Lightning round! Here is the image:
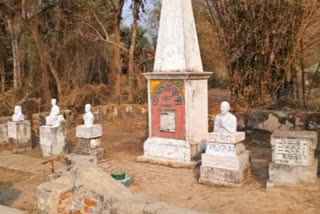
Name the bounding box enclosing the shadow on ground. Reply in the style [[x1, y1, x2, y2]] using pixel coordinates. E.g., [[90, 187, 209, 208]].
[[0, 182, 22, 206]]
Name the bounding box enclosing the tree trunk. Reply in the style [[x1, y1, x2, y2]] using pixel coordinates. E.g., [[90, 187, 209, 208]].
[[128, 1, 141, 103], [112, 0, 125, 101], [30, 20, 63, 99], [7, 18, 22, 89], [0, 60, 5, 93]]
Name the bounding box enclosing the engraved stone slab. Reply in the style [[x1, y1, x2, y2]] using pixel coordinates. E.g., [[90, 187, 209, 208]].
[[208, 132, 245, 144], [202, 153, 240, 170], [202, 151, 250, 171], [76, 125, 102, 139], [160, 112, 176, 132], [275, 139, 309, 166], [206, 143, 236, 156]]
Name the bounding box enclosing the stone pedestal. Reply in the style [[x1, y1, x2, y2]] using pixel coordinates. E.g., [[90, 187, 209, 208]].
[[267, 130, 319, 190], [7, 121, 32, 153], [76, 125, 104, 160], [199, 132, 251, 187], [40, 124, 66, 157]]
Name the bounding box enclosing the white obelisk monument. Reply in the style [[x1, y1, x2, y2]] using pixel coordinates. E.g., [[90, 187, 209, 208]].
[[138, 0, 212, 167]]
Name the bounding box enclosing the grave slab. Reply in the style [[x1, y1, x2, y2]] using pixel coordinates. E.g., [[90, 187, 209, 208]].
[[267, 130, 319, 190]]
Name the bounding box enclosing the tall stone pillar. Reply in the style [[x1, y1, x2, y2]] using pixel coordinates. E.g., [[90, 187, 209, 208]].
[[137, 0, 211, 167]]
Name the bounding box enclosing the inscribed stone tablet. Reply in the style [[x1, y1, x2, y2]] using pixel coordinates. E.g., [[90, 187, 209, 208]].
[[160, 112, 176, 132], [275, 139, 309, 166], [206, 143, 236, 156]]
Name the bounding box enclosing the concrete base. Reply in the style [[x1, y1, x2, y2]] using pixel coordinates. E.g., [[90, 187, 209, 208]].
[[7, 121, 32, 153], [77, 138, 105, 160], [137, 155, 200, 168], [76, 125, 102, 139], [142, 137, 200, 163], [40, 125, 66, 157], [267, 159, 319, 190], [199, 165, 251, 187], [199, 151, 251, 187]]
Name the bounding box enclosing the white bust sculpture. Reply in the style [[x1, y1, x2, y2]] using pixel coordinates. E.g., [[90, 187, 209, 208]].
[[12, 106, 24, 122], [83, 104, 94, 127], [45, 98, 64, 127], [214, 101, 237, 134]]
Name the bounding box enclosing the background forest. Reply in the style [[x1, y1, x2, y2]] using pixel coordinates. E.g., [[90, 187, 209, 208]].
[[0, 0, 319, 116]]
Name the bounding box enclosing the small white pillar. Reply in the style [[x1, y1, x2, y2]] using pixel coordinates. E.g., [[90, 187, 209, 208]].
[[8, 120, 32, 153], [40, 124, 66, 157]]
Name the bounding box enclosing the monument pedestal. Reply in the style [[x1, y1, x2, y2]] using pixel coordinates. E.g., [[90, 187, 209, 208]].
[[137, 73, 211, 167], [199, 132, 251, 187], [267, 130, 319, 190], [40, 124, 66, 157], [76, 125, 104, 160], [8, 121, 32, 153]]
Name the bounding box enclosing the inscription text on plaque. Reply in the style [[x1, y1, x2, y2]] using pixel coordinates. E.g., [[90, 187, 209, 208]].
[[275, 139, 309, 166]]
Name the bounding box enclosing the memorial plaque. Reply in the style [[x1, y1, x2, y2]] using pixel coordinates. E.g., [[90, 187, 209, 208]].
[[275, 138, 309, 166], [151, 80, 185, 139], [206, 143, 236, 156], [208, 132, 245, 144], [160, 112, 176, 132]]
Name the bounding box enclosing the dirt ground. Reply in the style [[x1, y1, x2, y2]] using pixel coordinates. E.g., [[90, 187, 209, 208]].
[[0, 89, 320, 214]]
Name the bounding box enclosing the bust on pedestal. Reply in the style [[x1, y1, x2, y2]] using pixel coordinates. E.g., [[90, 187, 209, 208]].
[[45, 99, 65, 127], [40, 99, 66, 157], [8, 106, 32, 152], [76, 104, 104, 161], [199, 102, 251, 187]]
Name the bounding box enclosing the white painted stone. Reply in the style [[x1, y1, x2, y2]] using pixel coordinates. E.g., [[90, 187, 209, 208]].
[[206, 142, 246, 156], [206, 143, 236, 156], [40, 125, 66, 157], [208, 132, 245, 144], [90, 138, 101, 149], [8, 121, 17, 139], [12, 106, 24, 122], [201, 151, 250, 171], [144, 137, 191, 162], [139, 0, 211, 166], [76, 125, 102, 139], [153, 0, 203, 72], [185, 80, 209, 145], [268, 130, 319, 189]]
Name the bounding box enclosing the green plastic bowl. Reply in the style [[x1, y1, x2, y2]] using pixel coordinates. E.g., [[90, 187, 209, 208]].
[[111, 172, 126, 180]]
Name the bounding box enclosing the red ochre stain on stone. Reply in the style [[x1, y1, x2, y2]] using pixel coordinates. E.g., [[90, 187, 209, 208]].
[[84, 198, 97, 207]]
